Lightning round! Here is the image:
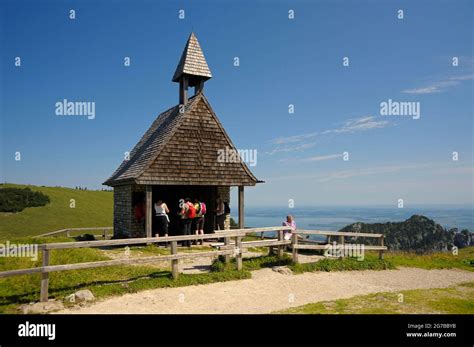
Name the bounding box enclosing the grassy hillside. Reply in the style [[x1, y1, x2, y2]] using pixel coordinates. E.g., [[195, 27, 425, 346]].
[[0, 184, 112, 239]]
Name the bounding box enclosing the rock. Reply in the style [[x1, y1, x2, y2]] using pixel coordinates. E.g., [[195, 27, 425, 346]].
[[272, 266, 293, 275], [19, 300, 64, 314], [74, 289, 95, 302]]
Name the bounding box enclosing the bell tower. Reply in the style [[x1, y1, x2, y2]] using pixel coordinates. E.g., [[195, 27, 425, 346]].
[[172, 32, 212, 105]]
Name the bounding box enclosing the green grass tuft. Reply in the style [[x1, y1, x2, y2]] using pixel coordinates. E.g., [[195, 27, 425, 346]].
[[290, 256, 394, 273], [377, 247, 474, 272], [277, 282, 474, 314]]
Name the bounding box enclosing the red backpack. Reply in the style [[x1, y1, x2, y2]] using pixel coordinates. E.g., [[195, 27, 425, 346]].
[[186, 202, 196, 218]]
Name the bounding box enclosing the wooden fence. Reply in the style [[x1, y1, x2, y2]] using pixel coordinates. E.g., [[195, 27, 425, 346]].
[[0, 226, 386, 302], [38, 227, 113, 239]]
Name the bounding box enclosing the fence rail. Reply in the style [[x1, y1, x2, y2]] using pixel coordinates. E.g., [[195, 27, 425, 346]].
[[38, 227, 113, 239], [0, 226, 386, 302]]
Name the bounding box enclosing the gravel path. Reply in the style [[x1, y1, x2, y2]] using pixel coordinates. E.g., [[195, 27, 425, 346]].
[[56, 267, 474, 314]]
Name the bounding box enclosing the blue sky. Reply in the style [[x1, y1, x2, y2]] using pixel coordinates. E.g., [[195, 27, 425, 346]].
[[0, 0, 473, 208]]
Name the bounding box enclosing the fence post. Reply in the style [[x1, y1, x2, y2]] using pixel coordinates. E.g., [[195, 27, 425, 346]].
[[379, 235, 384, 260], [235, 236, 243, 271], [40, 249, 50, 302], [103, 229, 108, 239], [339, 235, 345, 259], [292, 233, 299, 264], [171, 241, 179, 279], [224, 237, 230, 264], [277, 229, 284, 258], [66, 229, 70, 238]]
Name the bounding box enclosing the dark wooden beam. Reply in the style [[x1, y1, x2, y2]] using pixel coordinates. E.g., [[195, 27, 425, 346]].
[[195, 80, 204, 95], [146, 185, 152, 238], [238, 186, 244, 228], [179, 76, 188, 105]]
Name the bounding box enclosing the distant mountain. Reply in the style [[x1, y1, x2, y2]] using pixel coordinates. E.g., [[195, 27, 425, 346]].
[[339, 215, 473, 252]]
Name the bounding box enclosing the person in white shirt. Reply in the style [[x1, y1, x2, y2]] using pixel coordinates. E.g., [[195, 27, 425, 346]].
[[154, 199, 169, 237]]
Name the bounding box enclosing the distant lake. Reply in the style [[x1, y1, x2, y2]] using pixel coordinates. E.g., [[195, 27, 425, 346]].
[[232, 206, 474, 232]]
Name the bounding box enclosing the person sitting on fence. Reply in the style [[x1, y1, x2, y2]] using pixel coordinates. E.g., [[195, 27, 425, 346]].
[[193, 198, 206, 245], [282, 215, 296, 240], [179, 197, 195, 247], [154, 199, 169, 238]]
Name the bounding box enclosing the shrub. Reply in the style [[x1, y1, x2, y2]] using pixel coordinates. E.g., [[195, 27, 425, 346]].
[[75, 234, 96, 241], [0, 187, 50, 212], [290, 257, 394, 273]]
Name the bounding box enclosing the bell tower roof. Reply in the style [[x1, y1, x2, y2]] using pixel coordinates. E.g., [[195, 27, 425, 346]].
[[172, 32, 212, 87]]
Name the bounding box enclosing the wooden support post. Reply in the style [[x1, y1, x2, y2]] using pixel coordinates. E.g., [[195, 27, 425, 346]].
[[103, 229, 108, 239], [235, 236, 243, 271], [171, 241, 179, 279], [238, 186, 244, 229], [40, 249, 50, 302], [339, 235, 345, 259], [277, 230, 284, 258], [224, 237, 230, 264], [379, 235, 384, 260], [66, 229, 70, 238], [146, 185, 152, 239], [292, 233, 299, 264], [179, 77, 188, 105]]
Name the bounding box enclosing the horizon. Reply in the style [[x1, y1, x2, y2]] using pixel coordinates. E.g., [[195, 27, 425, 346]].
[[1, 0, 473, 207], [3, 179, 474, 210]]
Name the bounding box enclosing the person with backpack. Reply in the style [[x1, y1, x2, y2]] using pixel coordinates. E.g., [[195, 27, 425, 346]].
[[215, 196, 225, 231], [178, 197, 195, 247], [193, 198, 206, 245]]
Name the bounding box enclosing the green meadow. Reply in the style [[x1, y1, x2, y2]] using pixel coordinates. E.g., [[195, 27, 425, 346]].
[[0, 184, 112, 239]]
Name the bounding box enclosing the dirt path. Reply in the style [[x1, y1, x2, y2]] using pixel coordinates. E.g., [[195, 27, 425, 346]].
[[56, 267, 474, 314]]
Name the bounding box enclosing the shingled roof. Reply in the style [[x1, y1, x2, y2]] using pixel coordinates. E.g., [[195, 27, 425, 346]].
[[103, 93, 260, 187], [172, 32, 212, 86]]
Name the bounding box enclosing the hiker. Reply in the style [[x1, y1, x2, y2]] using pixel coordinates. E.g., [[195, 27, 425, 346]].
[[282, 215, 296, 240], [193, 198, 206, 245], [154, 199, 169, 237], [179, 197, 195, 247], [215, 196, 225, 231]]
